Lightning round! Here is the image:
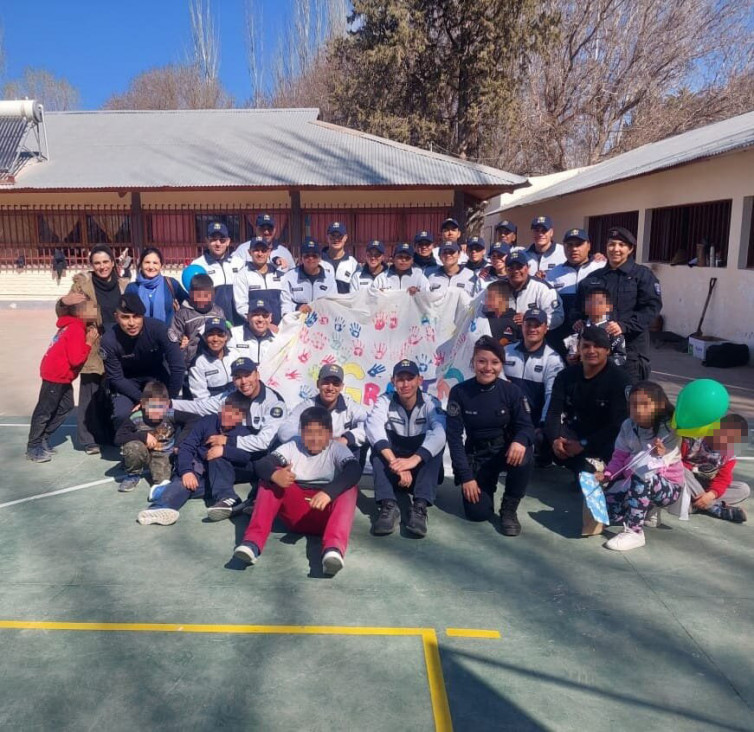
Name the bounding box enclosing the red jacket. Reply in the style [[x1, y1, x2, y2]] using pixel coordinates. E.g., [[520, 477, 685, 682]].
[[39, 316, 92, 384], [681, 438, 735, 498]]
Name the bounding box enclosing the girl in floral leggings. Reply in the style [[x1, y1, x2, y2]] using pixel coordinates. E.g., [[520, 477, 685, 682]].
[[597, 382, 684, 552]]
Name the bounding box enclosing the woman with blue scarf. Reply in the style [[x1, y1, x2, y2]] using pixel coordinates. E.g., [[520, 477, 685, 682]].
[[126, 247, 183, 326]]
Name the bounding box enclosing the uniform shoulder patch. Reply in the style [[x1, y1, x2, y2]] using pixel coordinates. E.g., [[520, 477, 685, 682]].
[[270, 406, 284, 418], [624, 385, 632, 401], [447, 401, 461, 417], [522, 397, 531, 413]]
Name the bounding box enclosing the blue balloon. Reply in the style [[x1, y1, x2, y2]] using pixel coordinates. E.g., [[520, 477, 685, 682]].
[[181, 264, 207, 292]]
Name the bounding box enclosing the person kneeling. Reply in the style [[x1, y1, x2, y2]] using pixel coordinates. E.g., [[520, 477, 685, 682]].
[[136, 391, 252, 526], [365, 360, 446, 538], [234, 407, 363, 576]]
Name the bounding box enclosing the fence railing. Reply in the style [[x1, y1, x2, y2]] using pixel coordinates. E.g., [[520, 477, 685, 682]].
[[0, 203, 453, 270]]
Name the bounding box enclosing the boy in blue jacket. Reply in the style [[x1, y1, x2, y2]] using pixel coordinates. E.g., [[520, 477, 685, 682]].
[[136, 391, 252, 526]]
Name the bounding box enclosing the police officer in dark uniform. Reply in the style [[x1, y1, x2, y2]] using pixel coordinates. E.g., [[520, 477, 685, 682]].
[[544, 326, 630, 478], [573, 226, 661, 383], [100, 293, 185, 428], [446, 335, 535, 536]]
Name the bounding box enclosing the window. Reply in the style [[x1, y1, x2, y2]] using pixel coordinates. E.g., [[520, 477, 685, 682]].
[[87, 213, 131, 244], [587, 211, 639, 254], [648, 200, 732, 264]]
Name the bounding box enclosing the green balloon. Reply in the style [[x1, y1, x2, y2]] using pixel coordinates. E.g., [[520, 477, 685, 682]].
[[674, 379, 729, 429]]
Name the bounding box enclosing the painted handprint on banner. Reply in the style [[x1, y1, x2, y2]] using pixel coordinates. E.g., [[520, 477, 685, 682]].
[[424, 325, 436, 342], [299, 383, 317, 400], [320, 354, 337, 365], [285, 369, 299, 380], [352, 339, 364, 357], [349, 322, 361, 338], [417, 353, 431, 373], [407, 326, 422, 346], [334, 316, 346, 332], [388, 311, 398, 329], [310, 332, 327, 350], [297, 350, 310, 364], [319, 315, 329, 325], [373, 342, 387, 360], [367, 363, 386, 378], [305, 311, 318, 328], [434, 351, 445, 367], [374, 312, 386, 330], [299, 328, 310, 344]]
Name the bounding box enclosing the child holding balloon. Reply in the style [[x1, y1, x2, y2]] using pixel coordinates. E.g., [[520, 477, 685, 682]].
[[595, 382, 684, 551]]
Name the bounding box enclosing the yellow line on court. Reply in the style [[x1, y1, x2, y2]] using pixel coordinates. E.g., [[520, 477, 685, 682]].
[[421, 630, 453, 732], [0, 620, 459, 731], [446, 628, 501, 639]]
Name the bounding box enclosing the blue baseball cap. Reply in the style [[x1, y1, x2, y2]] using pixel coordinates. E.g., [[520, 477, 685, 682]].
[[249, 299, 271, 313], [495, 220, 517, 234], [366, 240, 385, 254], [467, 236, 486, 250], [318, 364, 344, 382], [440, 218, 461, 231], [563, 228, 589, 243], [505, 250, 530, 268], [207, 222, 229, 238], [523, 308, 547, 325], [489, 242, 511, 256], [531, 215, 552, 230], [327, 221, 347, 236], [393, 242, 414, 257], [439, 241, 460, 253], [301, 239, 321, 256], [250, 236, 270, 250], [231, 357, 258, 375], [392, 359, 420, 377], [204, 316, 229, 335], [256, 213, 275, 228], [414, 230, 434, 244]]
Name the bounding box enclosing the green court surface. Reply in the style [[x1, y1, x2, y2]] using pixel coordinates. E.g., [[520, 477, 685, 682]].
[[1, 420, 753, 731]]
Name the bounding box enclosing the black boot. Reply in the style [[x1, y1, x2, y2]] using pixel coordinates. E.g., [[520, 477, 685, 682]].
[[500, 496, 522, 536]]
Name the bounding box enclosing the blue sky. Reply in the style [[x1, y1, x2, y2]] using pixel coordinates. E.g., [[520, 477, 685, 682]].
[[1, 0, 298, 108]]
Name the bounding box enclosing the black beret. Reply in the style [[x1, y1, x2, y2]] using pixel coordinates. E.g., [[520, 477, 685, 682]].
[[606, 226, 636, 248]]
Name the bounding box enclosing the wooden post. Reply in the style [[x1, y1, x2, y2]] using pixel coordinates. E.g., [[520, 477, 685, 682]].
[[453, 190, 466, 230], [131, 191, 145, 256], [290, 190, 302, 257]]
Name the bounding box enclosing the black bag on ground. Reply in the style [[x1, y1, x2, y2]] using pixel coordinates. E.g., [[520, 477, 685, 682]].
[[703, 343, 750, 368]]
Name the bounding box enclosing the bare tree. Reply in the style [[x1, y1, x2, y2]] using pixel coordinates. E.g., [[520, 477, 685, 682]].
[[3, 67, 80, 110], [500, 0, 754, 173], [244, 0, 265, 106], [0, 23, 5, 80], [189, 0, 219, 82], [103, 64, 232, 110]]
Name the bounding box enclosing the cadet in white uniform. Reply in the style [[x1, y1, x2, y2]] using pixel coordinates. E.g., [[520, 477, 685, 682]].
[[321, 221, 359, 294], [505, 250, 564, 330], [524, 215, 567, 278], [229, 299, 276, 364], [280, 240, 338, 315], [426, 242, 477, 295], [372, 243, 429, 293], [351, 240, 387, 291], [232, 236, 284, 324]]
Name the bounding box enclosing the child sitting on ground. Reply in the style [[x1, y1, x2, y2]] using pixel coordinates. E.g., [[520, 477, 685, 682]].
[[168, 273, 225, 368], [566, 287, 626, 367], [26, 297, 99, 462], [114, 380, 176, 493], [596, 381, 684, 551], [188, 317, 238, 399], [136, 390, 252, 526], [682, 413, 750, 523], [233, 406, 363, 576]]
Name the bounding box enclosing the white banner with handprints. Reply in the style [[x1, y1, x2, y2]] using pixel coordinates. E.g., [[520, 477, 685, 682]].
[[258, 288, 490, 409]]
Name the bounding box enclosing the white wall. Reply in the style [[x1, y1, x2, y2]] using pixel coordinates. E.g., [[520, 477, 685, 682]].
[[485, 149, 754, 349]]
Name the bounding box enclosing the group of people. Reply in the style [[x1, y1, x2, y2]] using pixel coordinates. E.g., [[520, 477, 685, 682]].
[[25, 213, 750, 575]]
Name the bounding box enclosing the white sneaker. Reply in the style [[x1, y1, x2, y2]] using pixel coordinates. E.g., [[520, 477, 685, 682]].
[[644, 508, 662, 529], [605, 527, 646, 552], [233, 543, 259, 565], [322, 549, 345, 576], [137, 508, 179, 526]]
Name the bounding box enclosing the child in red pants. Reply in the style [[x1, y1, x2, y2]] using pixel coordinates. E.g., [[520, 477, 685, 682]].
[[233, 405, 363, 576]]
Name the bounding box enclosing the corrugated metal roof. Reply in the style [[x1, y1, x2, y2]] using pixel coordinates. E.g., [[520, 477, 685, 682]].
[[3, 108, 527, 191], [487, 110, 754, 214]]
